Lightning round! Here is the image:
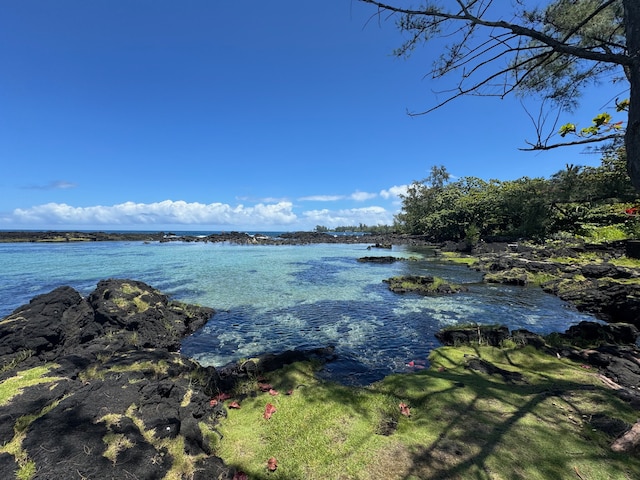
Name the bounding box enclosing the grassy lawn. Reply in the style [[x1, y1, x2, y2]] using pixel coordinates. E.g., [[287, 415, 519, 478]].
[[215, 346, 639, 479]]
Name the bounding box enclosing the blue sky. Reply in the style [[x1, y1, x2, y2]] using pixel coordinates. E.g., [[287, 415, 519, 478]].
[[0, 1, 629, 231]]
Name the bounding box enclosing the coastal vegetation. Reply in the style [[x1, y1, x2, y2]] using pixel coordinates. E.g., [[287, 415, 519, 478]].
[[393, 146, 639, 243]]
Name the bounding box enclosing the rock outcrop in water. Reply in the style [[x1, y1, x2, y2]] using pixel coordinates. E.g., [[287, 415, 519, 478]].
[[383, 275, 468, 295]]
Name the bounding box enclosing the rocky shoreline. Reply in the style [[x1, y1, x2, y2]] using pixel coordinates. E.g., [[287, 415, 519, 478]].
[[0, 230, 430, 246], [0, 279, 338, 479], [442, 238, 640, 327], [2, 279, 640, 479], [3, 232, 640, 477]]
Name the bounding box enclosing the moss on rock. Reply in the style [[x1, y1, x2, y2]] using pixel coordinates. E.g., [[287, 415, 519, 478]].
[[383, 275, 467, 295]]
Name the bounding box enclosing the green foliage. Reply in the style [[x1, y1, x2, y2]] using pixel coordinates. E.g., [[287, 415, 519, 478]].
[[560, 111, 625, 139], [559, 123, 576, 137], [514, 0, 625, 108], [395, 147, 638, 242]]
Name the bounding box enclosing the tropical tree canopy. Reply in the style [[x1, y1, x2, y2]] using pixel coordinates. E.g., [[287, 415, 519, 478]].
[[394, 147, 638, 241]]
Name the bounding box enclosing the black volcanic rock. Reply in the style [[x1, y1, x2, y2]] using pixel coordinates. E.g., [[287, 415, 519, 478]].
[[0, 279, 341, 480], [0, 280, 235, 480]]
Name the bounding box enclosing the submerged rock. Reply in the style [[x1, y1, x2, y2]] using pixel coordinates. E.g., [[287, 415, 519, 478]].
[[464, 240, 640, 326], [357, 256, 403, 264]]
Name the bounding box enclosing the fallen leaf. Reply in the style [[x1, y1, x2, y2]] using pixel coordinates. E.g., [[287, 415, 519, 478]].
[[399, 402, 411, 417], [407, 360, 415, 367], [264, 403, 277, 420], [268, 388, 279, 396], [267, 457, 278, 471], [209, 399, 218, 407], [580, 364, 592, 369], [216, 392, 233, 401], [228, 401, 241, 409], [258, 382, 273, 392], [233, 472, 248, 480]]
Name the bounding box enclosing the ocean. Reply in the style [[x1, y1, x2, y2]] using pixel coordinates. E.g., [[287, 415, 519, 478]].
[[0, 238, 598, 384]]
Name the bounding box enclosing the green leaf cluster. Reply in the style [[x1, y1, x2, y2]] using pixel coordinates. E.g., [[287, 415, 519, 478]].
[[560, 110, 625, 139]]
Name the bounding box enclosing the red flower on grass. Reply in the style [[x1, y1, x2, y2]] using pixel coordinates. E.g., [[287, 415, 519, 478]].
[[263, 403, 277, 419]]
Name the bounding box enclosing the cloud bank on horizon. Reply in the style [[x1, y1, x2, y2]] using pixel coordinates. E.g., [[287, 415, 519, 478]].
[[1, 184, 408, 231]]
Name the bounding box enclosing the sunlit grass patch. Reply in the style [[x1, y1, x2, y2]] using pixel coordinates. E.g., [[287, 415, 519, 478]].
[[215, 348, 640, 480], [579, 225, 629, 243], [438, 251, 478, 266], [0, 365, 62, 406], [611, 256, 640, 268]]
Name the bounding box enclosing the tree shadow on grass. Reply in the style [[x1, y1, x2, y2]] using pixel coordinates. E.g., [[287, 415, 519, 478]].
[[212, 342, 640, 479], [368, 346, 640, 480]]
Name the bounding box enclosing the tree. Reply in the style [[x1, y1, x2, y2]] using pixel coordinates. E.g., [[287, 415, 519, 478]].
[[358, 1, 640, 188]]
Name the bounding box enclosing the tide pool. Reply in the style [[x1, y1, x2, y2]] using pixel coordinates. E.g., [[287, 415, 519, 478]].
[[0, 240, 597, 384]]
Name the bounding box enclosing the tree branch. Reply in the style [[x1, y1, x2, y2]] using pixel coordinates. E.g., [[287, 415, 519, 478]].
[[520, 133, 624, 151], [358, 0, 631, 66]]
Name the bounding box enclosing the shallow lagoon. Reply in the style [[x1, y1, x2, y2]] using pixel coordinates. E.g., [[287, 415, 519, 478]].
[[0, 240, 597, 384]]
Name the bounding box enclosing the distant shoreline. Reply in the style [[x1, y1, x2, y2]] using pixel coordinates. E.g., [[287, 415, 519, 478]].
[[0, 230, 167, 243], [0, 230, 433, 246]]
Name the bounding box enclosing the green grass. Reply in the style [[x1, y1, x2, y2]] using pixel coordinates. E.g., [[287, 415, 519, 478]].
[[437, 251, 479, 266], [0, 365, 62, 406], [0, 395, 67, 480], [579, 225, 629, 243], [79, 359, 170, 382], [611, 256, 640, 268], [215, 348, 640, 480], [548, 252, 602, 264]]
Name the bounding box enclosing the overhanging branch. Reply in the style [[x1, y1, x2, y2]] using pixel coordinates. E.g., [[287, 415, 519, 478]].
[[520, 133, 624, 151]]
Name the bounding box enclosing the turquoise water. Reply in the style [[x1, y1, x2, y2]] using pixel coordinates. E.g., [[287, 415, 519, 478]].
[[0, 240, 597, 384]]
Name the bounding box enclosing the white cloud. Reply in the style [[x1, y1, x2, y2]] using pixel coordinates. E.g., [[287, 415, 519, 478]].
[[23, 180, 77, 190], [380, 185, 408, 200], [349, 191, 377, 201], [1, 187, 405, 230], [6, 200, 298, 227], [299, 190, 377, 202], [298, 195, 344, 202], [302, 206, 393, 227]]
